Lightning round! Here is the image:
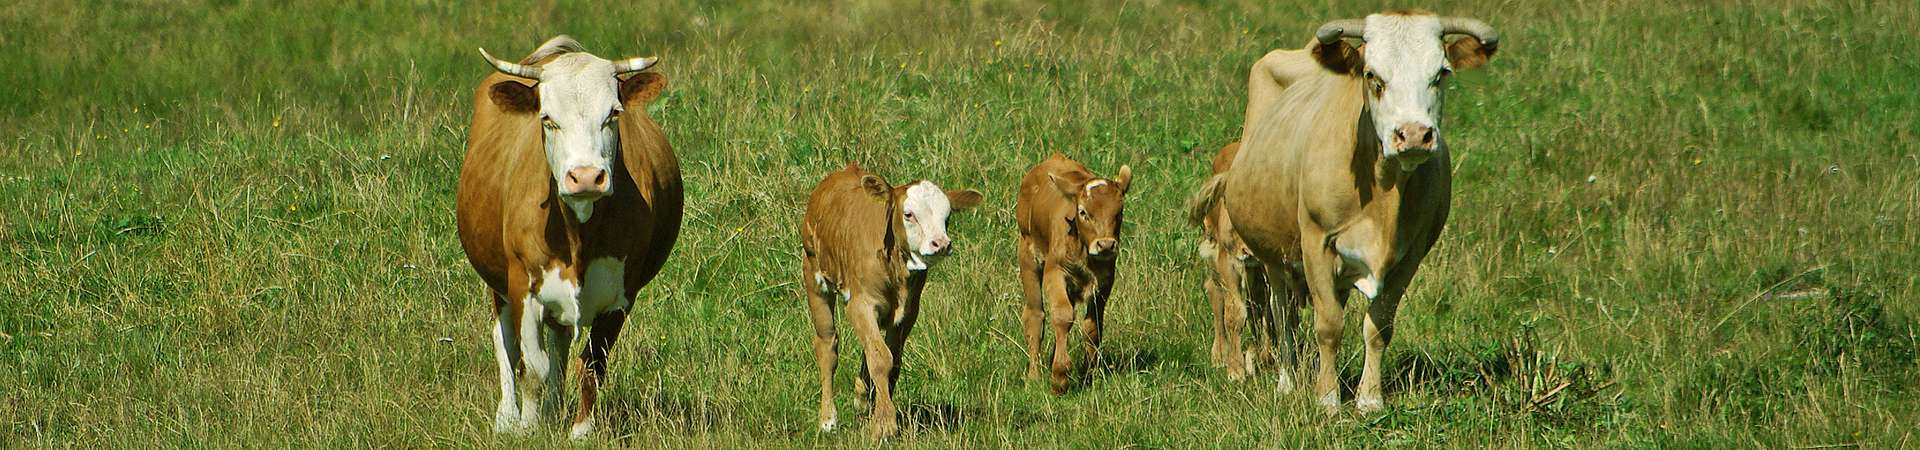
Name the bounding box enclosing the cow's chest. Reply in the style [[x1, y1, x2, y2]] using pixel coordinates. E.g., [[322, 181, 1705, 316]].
[[533, 257, 632, 325]]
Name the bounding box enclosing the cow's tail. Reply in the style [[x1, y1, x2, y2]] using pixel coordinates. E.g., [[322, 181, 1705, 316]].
[[1186, 173, 1229, 228]]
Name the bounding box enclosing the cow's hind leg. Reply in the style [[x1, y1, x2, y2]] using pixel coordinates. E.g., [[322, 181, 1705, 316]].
[[571, 310, 625, 439], [1017, 240, 1046, 380], [803, 262, 842, 432], [491, 294, 525, 434], [1266, 264, 1305, 393], [847, 296, 898, 438], [543, 319, 575, 425]]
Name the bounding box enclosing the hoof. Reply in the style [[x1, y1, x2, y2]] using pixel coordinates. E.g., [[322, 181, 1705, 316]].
[[568, 419, 595, 440], [1355, 396, 1384, 413], [1318, 391, 1342, 416], [1275, 372, 1295, 394], [818, 416, 838, 433]]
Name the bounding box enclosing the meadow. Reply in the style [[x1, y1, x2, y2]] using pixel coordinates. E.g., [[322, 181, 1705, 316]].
[[3, 0, 1917, 447]]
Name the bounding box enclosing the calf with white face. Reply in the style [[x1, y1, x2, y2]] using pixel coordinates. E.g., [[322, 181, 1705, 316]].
[[799, 165, 983, 438]]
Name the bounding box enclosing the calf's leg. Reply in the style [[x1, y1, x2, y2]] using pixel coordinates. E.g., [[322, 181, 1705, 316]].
[[847, 298, 898, 438], [1017, 241, 1046, 380], [802, 263, 841, 432]]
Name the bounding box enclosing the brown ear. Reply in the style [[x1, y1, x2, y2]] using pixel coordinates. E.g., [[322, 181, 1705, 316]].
[[1312, 40, 1364, 76], [860, 174, 890, 197], [489, 80, 538, 114], [1112, 165, 1133, 195], [946, 189, 984, 210], [620, 72, 668, 105], [1446, 37, 1495, 70], [1047, 173, 1085, 198]]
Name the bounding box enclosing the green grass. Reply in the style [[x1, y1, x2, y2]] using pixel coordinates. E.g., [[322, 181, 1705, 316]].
[[4, 0, 1918, 447]]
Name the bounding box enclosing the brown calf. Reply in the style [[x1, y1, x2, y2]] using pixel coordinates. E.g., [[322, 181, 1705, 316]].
[[800, 164, 982, 438], [1015, 154, 1132, 394], [1187, 142, 1296, 382]]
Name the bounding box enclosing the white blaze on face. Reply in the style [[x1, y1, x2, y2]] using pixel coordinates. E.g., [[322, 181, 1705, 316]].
[[1361, 14, 1450, 163], [901, 181, 957, 271], [535, 54, 624, 212]]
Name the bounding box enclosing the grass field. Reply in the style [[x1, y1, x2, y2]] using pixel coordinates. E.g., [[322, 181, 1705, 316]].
[[4, 0, 1918, 447]]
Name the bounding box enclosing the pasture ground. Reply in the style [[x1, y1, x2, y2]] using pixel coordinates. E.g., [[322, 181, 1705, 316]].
[[3, 0, 1917, 447]]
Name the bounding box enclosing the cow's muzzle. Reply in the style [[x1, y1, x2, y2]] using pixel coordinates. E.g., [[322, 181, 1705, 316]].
[[561, 167, 610, 199]]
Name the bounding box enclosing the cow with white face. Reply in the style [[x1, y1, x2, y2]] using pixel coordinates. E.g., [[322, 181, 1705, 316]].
[[800, 164, 983, 438], [456, 35, 682, 439], [1210, 11, 1498, 414], [1314, 14, 1498, 170]]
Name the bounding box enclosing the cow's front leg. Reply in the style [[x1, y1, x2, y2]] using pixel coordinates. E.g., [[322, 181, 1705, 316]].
[[1043, 269, 1077, 395], [572, 310, 625, 440], [1300, 239, 1347, 415], [513, 300, 554, 430]]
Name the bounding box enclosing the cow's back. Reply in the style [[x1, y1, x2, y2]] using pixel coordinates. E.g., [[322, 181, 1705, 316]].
[[802, 167, 893, 290], [457, 72, 544, 295], [1015, 155, 1090, 249], [1226, 70, 1365, 266]]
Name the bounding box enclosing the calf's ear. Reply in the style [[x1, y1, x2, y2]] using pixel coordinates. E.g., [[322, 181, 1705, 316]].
[[1047, 173, 1084, 198], [860, 175, 890, 197], [1446, 37, 1496, 70], [620, 72, 669, 105], [946, 189, 984, 210], [490, 80, 539, 114], [1312, 39, 1365, 76], [1112, 165, 1133, 195]]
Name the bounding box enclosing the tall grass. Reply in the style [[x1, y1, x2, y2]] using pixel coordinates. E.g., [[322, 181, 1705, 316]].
[[2, 0, 1916, 447]]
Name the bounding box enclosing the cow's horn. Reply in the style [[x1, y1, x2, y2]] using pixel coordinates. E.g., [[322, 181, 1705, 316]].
[[611, 56, 658, 74], [1314, 19, 1367, 44], [479, 48, 543, 79], [1438, 17, 1499, 51]]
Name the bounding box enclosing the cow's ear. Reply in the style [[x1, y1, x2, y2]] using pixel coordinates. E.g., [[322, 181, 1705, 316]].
[[1112, 165, 1133, 195], [1312, 39, 1364, 76], [860, 174, 890, 197], [946, 189, 984, 211], [1446, 36, 1495, 71], [620, 72, 668, 105], [490, 80, 539, 114], [1047, 173, 1083, 198]]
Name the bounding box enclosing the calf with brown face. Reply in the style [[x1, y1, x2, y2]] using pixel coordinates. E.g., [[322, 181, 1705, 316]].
[[1014, 154, 1133, 394]]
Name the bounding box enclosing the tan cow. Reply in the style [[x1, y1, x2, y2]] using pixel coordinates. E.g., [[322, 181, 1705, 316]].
[[1187, 142, 1293, 382], [1209, 11, 1498, 414], [800, 164, 983, 438], [1015, 154, 1132, 395], [456, 36, 680, 438]]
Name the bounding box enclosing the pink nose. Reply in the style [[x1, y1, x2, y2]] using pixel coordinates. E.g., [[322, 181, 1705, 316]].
[[1392, 123, 1435, 151], [1091, 238, 1118, 254], [564, 167, 608, 195], [928, 237, 950, 254]]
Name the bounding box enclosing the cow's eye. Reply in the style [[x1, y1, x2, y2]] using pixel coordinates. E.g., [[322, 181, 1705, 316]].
[[904, 211, 916, 222], [541, 117, 559, 130], [1433, 68, 1452, 87], [1078, 208, 1090, 218], [604, 110, 621, 126]]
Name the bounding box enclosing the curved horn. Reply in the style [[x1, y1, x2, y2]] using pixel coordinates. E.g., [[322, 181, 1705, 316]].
[[1314, 19, 1367, 44], [1437, 17, 1499, 51], [478, 48, 542, 79], [611, 56, 659, 74]]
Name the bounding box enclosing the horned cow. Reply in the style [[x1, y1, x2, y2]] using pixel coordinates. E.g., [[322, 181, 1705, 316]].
[[1212, 11, 1499, 414], [455, 35, 681, 439]]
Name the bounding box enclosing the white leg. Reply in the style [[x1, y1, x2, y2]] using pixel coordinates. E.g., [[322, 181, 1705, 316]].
[[492, 318, 523, 434], [516, 300, 550, 430]]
